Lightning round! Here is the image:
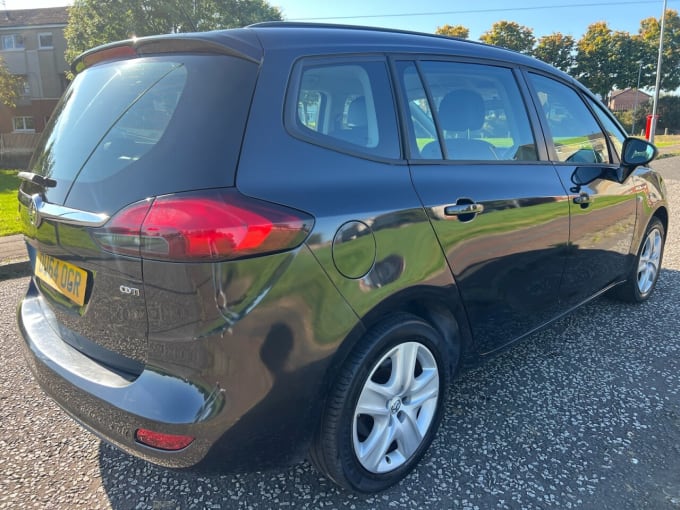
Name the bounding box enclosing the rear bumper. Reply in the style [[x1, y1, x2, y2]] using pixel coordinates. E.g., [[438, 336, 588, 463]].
[[17, 245, 362, 471], [18, 281, 215, 467]]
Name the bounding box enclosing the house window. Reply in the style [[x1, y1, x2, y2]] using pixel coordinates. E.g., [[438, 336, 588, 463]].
[[12, 116, 35, 132], [2, 34, 25, 50], [20, 77, 30, 96], [38, 32, 53, 49]]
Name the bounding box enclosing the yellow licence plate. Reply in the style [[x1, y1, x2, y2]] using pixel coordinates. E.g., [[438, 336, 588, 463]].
[[35, 252, 88, 306]]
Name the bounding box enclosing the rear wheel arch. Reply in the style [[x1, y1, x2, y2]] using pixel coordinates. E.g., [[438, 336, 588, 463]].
[[321, 287, 471, 397]]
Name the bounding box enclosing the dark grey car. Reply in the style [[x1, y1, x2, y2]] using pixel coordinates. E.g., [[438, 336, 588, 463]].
[[17, 23, 667, 493]]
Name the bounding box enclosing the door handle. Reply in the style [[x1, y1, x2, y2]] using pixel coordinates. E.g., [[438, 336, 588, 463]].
[[444, 203, 485, 216]]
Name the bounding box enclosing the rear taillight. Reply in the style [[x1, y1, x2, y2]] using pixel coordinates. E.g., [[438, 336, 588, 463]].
[[93, 189, 314, 262]]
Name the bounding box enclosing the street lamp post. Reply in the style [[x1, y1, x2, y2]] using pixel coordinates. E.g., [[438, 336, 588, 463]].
[[632, 61, 643, 136], [650, 0, 668, 144]]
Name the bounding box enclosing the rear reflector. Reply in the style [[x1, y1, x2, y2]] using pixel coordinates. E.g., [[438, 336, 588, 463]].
[[93, 189, 314, 262], [135, 428, 194, 451]]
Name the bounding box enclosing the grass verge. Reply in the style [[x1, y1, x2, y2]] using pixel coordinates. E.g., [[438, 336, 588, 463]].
[[0, 170, 22, 236]]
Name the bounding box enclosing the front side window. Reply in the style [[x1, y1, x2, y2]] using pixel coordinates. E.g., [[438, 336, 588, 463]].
[[586, 96, 626, 159], [12, 116, 34, 132], [290, 59, 400, 159], [402, 61, 538, 161], [529, 74, 611, 164], [2, 34, 24, 50]]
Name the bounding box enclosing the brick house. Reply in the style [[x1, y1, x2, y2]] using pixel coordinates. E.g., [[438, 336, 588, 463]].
[[0, 7, 69, 163], [608, 88, 652, 112]]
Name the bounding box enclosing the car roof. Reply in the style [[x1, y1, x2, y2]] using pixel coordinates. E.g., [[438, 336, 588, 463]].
[[247, 22, 566, 75], [75, 22, 581, 90]]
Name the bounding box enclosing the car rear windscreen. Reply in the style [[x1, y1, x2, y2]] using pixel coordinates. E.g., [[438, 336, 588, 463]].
[[27, 54, 259, 214]]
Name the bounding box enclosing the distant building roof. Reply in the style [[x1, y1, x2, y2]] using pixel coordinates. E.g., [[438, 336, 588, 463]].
[[610, 87, 652, 99], [0, 7, 69, 29]]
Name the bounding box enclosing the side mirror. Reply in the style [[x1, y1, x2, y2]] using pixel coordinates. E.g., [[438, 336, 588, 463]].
[[621, 138, 657, 169]]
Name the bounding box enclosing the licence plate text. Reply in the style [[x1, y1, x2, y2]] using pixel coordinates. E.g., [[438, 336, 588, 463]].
[[35, 253, 87, 306]]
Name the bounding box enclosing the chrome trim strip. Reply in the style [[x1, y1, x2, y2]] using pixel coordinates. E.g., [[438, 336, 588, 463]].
[[19, 191, 109, 228]]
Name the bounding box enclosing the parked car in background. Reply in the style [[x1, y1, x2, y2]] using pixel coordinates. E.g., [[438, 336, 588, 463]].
[[17, 23, 667, 493]]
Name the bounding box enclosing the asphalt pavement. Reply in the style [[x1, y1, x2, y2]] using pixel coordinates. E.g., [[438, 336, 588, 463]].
[[0, 167, 679, 509]]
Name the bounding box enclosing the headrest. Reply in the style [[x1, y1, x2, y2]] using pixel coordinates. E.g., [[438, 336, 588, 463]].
[[347, 96, 367, 127], [438, 90, 486, 132]]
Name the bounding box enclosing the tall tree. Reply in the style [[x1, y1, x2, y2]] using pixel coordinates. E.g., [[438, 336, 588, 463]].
[[533, 33, 575, 72], [637, 9, 680, 91], [574, 21, 617, 98], [65, 0, 282, 67], [479, 21, 535, 54], [435, 24, 469, 39], [0, 58, 21, 107], [610, 30, 646, 91]]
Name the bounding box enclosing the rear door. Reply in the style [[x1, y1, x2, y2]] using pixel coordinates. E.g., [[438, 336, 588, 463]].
[[525, 73, 638, 307], [19, 48, 259, 371], [397, 59, 570, 354]]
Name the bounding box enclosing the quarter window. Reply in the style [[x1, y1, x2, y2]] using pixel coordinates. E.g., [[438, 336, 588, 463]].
[[400, 61, 538, 161], [290, 59, 400, 159], [529, 74, 611, 164]]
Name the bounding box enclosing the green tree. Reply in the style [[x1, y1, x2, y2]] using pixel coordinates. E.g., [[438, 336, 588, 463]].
[[637, 9, 680, 91], [479, 21, 535, 54], [435, 24, 469, 39], [574, 21, 618, 98], [65, 0, 282, 67], [0, 58, 21, 107], [533, 33, 575, 72]]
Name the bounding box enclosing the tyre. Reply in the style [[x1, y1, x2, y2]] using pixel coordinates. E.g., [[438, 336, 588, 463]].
[[612, 216, 665, 303], [310, 313, 457, 493]]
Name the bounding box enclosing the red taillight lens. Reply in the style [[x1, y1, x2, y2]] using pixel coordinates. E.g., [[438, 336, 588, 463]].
[[135, 428, 194, 451], [93, 189, 314, 262]]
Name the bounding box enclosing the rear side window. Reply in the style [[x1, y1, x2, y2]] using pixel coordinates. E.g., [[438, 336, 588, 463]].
[[529, 73, 612, 164], [288, 59, 400, 159], [28, 54, 258, 213], [400, 61, 538, 161]]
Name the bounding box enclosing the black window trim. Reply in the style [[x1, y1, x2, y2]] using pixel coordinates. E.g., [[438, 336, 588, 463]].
[[284, 54, 405, 165]]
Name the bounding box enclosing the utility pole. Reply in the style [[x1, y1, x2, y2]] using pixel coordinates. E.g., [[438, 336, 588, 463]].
[[650, 0, 667, 144]]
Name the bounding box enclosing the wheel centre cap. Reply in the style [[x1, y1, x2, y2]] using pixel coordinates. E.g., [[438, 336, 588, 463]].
[[388, 397, 402, 415]]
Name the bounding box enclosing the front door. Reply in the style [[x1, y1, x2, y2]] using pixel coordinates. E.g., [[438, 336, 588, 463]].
[[526, 73, 638, 307]]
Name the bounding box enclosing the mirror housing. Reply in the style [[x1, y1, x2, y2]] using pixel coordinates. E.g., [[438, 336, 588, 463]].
[[621, 137, 657, 169]]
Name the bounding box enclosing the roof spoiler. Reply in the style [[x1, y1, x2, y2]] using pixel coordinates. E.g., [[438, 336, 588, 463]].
[[72, 30, 263, 74]]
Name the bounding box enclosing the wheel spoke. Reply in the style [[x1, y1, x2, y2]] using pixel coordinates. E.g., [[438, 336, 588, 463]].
[[358, 417, 396, 472], [405, 368, 439, 407], [397, 410, 424, 456], [390, 343, 419, 394], [356, 381, 391, 417]]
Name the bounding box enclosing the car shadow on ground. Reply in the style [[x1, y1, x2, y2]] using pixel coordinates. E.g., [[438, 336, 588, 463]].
[[98, 268, 680, 510]]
